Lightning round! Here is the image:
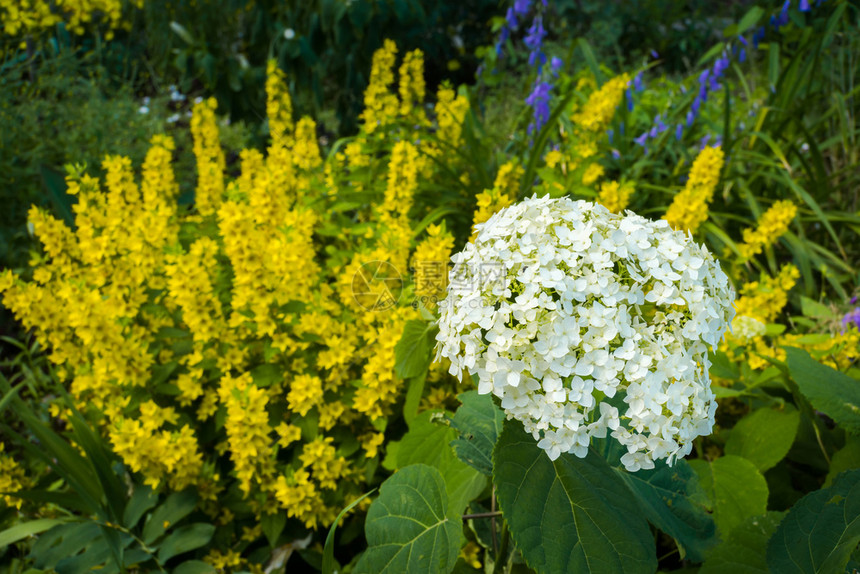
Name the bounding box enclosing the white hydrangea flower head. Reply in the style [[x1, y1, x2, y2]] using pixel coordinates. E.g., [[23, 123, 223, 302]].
[[436, 195, 735, 471]]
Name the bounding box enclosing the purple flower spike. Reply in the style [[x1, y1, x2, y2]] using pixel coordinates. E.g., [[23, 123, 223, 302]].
[[800, 0, 810, 10], [676, 124, 683, 140], [550, 56, 563, 76], [691, 97, 702, 114], [634, 132, 649, 147], [506, 7, 519, 29], [612, 149, 621, 159], [524, 16, 546, 52], [607, 129, 614, 143], [686, 111, 695, 127], [739, 48, 746, 62], [650, 49, 659, 59], [525, 79, 552, 133], [739, 35, 748, 45], [626, 89, 634, 112], [634, 72, 644, 92], [514, 0, 532, 15]]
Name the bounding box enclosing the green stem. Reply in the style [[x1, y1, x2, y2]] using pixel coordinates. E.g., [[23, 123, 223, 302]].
[[493, 521, 510, 574]]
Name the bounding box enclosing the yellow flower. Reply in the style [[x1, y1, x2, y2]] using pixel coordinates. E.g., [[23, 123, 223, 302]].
[[266, 59, 294, 148], [361, 39, 399, 134], [597, 180, 635, 213], [190, 97, 226, 216], [434, 83, 469, 150], [286, 373, 324, 416], [664, 146, 724, 234], [412, 223, 455, 302], [471, 162, 522, 239], [738, 200, 797, 259], [399, 49, 426, 121]]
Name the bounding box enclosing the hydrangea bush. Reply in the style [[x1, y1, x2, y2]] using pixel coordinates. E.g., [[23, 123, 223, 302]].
[[437, 196, 735, 470]]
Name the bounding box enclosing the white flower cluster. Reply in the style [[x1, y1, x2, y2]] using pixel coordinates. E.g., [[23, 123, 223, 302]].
[[436, 195, 735, 471]]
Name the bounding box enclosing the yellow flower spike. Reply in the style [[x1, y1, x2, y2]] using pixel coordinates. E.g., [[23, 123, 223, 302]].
[[165, 237, 225, 344], [286, 373, 324, 416], [0, 444, 27, 509], [218, 373, 276, 496], [471, 161, 523, 239], [412, 223, 455, 304], [572, 73, 630, 133], [664, 145, 725, 234], [266, 59, 294, 148], [737, 200, 797, 259], [398, 49, 426, 121], [190, 97, 226, 216], [361, 39, 399, 134], [434, 83, 470, 151], [581, 162, 605, 186], [597, 180, 635, 213]]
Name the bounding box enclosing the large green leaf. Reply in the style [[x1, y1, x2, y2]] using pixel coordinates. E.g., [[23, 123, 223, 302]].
[[598, 440, 716, 563], [493, 420, 656, 574], [449, 391, 505, 476], [825, 435, 860, 487], [395, 411, 487, 515], [394, 319, 438, 379], [785, 347, 860, 435], [725, 406, 800, 472], [767, 469, 860, 573], [142, 490, 198, 545], [0, 518, 74, 547], [157, 523, 216, 563], [354, 464, 463, 574], [699, 512, 785, 574], [123, 485, 158, 528], [688, 456, 768, 538]]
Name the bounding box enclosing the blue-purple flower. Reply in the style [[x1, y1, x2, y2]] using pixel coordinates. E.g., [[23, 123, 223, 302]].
[[526, 80, 552, 134]]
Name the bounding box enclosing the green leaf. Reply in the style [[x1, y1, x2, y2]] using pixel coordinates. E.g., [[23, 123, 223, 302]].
[[322, 491, 375, 574], [688, 456, 768, 538], [396, 411, 487, 515], [598, 439, 716, 563], [0, 518, 73, 547], [394, 320, 438, 379], [725, 406, 800, 472], [493, 420, 656, 574], [699, 512, 785, 574], [785, 347, 860, 435], [767, 469, 860, 574], [449, 391, 505, 476], [123, 485, 158, 529], [736, 6, 764, 35], [261, 511, 287, 548], [142, 490, 198, 545], [800, 296, 833, 319], [354, 465, 463, 574], [825, 436, 860, 488], [250, 363, 283, 387], [173, 560, 217, 574], [402, 370, 427, 426], [30, 522, 102, 569], [157, 523, 215, 563]]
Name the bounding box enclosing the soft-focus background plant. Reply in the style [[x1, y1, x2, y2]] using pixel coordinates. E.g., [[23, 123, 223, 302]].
[[1, 0, 859, 573]]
